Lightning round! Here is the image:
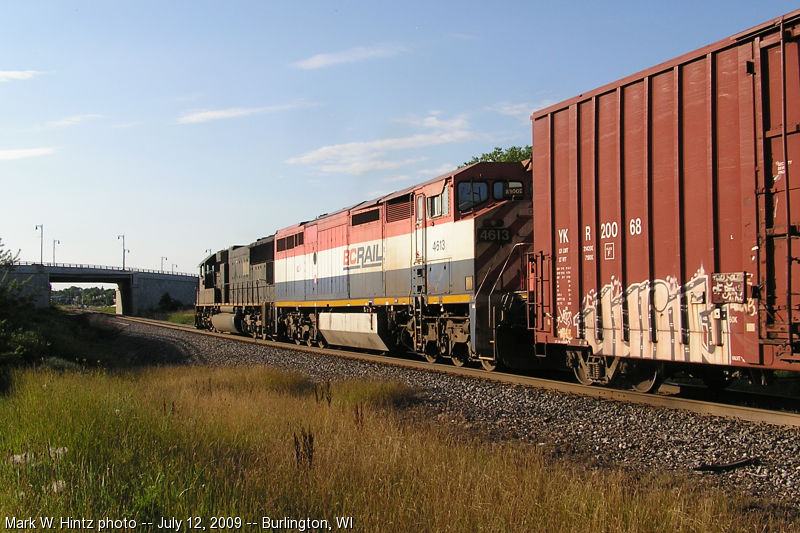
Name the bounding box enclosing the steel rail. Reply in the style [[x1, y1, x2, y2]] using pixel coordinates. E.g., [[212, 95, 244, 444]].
[[116, 315, 800, 428]]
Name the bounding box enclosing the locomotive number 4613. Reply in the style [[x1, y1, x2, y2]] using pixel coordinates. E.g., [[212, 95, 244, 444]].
[[478, 228, 511, 242]]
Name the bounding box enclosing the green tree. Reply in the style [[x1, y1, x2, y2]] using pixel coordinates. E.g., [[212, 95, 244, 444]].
[[0, 238, 46, 362], [461, 145, 532, 167], [0, 238, 25, 314]]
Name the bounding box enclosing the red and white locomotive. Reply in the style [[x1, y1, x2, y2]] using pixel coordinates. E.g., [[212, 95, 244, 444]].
[[196, 162, 532, 370]]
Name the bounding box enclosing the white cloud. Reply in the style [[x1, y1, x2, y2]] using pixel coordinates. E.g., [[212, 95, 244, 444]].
[[382, 174, 413, 184], [417, 163, 455, 176], [178, 102, 315, 124], [487, 100, 557, 121], [320, 157, 427, 175], [0, 147, 55, 161], [287, 114, 472, 175], [47, 114, 104, 128], [531, 98, 558, 113], [112, 121, 143, 129], [383, 164, 454, 185], [292, 44, 406, 70], [0, 70, 42, 82]]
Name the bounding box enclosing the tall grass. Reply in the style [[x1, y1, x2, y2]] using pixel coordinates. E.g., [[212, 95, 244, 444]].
[[0, 366, 794, 532]]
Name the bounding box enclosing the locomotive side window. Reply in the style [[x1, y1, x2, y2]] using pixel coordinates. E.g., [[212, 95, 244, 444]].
[[427, 195, 441, 218], [416, 195, 424, 221], [493, 181, 504, 200], [426, 184, 449, 219], [457, 181, 488, 212]]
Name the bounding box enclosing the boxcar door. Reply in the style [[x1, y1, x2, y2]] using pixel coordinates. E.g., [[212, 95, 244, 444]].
[[759, 28, 800, 359]]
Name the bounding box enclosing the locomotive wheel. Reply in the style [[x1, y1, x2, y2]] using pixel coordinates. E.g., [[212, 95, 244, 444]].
[[450, 354, 467, 367], [423, 352, 439, 364], [628, 363, 662, 394], [480, 358, 498, 372]]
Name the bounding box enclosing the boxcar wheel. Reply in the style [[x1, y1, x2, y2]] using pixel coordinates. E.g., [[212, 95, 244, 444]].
[[572, 353, 593, 386], [628, 362, 663, 393]]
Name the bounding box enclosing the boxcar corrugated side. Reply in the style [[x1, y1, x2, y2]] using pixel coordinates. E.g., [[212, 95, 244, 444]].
[[528, 10, 800, 385]]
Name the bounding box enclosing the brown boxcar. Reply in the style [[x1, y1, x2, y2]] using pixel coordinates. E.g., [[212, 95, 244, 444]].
[[528, 10, 800, 389]]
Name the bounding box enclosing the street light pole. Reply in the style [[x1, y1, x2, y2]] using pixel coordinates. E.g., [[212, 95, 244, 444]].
[[117, 234, 127, 270], [35, 224, 43, 264], [52, 239, 60, 264], [161, 256, 168, 272]]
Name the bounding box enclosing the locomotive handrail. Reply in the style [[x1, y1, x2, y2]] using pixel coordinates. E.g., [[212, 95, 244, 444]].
[[486, 242, 526, 327], [475, 261, 496, 298]]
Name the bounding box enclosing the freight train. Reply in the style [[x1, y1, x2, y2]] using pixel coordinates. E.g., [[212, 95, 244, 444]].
[[196, 9, 800, 392]]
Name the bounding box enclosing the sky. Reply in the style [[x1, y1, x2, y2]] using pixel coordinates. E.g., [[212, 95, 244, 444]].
[[1, 1, 798, 283]]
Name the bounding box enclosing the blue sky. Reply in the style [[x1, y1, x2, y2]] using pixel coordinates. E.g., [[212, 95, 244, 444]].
[[1, 1, 797, 280]]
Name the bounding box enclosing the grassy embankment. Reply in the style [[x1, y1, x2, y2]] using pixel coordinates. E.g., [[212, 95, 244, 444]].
[[1, 357, 797, 531], [164, 308, 195, 325], [138, 307, 195, 325]]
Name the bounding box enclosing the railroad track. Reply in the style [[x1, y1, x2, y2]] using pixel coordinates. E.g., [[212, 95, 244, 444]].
[[116, 315, 800, 428]]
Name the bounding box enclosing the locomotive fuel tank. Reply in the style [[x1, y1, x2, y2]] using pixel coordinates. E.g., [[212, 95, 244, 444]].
[[317, 312, 391, 351], [210, 312, 242, 334]]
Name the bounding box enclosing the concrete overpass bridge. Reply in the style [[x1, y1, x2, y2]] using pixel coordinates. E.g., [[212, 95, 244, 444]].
[[7, 262, 197, 315]]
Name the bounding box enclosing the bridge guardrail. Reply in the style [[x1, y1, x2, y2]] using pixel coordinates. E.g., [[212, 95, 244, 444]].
[[15, 261, 197, 278]]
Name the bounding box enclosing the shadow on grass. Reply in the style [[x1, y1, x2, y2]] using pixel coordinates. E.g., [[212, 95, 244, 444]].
[[8, 310, 198, 373], [0, 364, 13, 396], [73, 312, 198, 368]]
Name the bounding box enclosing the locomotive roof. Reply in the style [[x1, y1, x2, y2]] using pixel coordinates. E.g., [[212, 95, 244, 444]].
[[275, 161, 527, 235], [200, 160, 529, 265]]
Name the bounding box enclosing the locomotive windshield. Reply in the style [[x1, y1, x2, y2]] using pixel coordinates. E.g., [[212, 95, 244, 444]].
[[457, 181, 488, 211]]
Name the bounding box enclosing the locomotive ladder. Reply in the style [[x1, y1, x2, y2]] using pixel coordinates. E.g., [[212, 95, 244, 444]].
[[413, 295, 424, 352]]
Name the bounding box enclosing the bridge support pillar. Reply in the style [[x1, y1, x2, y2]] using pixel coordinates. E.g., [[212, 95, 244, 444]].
[[5, 265, 50, 308], [119, 273, 197, 315], [115, 280, 133, 315]]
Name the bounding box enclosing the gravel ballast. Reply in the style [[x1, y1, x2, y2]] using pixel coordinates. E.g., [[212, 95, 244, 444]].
[[104, 316, 800, 511]]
